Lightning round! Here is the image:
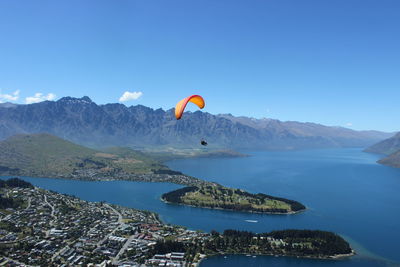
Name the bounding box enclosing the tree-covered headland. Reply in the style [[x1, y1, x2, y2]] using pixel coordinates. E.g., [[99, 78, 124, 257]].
[[162, 185, 306, 214]]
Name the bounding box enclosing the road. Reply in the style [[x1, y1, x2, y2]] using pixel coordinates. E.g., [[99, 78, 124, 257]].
[[43, 194, 57, 237], [1, 256, 35, 267], [51, 245, 70, 261], [106, 203, 123, 223], [112, 234, 135, 264], [96, 204, 123, 247], [44, 195, 56, 220], [25, 197, 31, 210]]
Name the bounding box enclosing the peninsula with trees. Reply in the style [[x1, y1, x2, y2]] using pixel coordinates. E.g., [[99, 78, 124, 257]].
[[154, 229, 354, 263], [162, 185, 306, 214]]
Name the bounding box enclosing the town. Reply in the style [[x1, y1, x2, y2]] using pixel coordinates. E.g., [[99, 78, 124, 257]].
[[0, 179, 207, 266], [0, 178, 353, 267]]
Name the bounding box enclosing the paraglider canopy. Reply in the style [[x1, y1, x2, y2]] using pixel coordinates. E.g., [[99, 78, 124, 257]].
[[175, 95, 205, 120]]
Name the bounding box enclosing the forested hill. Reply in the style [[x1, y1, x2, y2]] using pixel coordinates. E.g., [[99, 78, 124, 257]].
[[0, 96, 391, 150]]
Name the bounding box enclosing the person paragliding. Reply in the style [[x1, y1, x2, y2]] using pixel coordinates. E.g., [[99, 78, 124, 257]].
[[175, 95, 208, 146]]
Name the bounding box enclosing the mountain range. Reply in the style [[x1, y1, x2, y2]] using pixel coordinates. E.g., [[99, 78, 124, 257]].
[[0, 96, 393, 150]]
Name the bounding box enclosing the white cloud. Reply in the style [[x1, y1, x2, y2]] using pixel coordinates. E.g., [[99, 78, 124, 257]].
[[0, 89, 20, 102], [119, 91, 143, 102], [345, 122, 353, 127], [25, 93, 56, 104]]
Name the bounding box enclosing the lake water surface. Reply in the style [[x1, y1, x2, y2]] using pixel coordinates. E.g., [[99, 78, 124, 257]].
[[6, 148, 400, 266]]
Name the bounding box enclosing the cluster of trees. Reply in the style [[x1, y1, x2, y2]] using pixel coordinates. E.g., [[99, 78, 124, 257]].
[[0, 178, 33, 209], [76, 158, 107, 168], [0, 177, 33, 188], [145, 230, 354, 266], [152, 240, 186, 254], [0, 195, 19, 209], [269, 229, 352, 255], [150, 228, 352, 264], [202, 229, 352, 257], [192, 201, 289, 213], [0, 221, 20, 232], [161, 186, 198, 203], [152, 169, 183, 175]]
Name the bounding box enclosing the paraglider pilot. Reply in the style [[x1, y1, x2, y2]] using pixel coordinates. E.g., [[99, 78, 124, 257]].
[[175, 95, 209, 146]]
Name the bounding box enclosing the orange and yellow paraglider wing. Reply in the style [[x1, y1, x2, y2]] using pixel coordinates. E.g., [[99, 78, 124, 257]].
[[188, 95, 205, 109], [175, 95, 205, 120], [175, 98, 188, 120]]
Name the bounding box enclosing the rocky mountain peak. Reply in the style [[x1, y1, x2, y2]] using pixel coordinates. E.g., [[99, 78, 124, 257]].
[[58, 96, 93, 104]]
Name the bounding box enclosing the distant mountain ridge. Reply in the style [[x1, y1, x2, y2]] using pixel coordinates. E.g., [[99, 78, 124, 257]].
[[365, 132, 400, 168], [0, 96, 392, 150], [364, 132, 400, 155]]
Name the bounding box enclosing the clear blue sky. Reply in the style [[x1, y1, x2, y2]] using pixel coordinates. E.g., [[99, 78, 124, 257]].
[[0, 0, 399, 132]]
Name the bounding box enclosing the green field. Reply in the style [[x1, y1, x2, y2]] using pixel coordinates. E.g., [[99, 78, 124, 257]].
[[183, 186, 291, 211]]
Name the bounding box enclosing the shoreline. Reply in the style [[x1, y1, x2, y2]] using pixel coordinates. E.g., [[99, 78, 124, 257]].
[[0, 173, 210, 187], [2, 175, 306, 215], [194, 250, 356, 266]]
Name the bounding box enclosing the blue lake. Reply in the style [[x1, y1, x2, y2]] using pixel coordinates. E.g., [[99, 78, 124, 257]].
[[4, 148, 400, 266]]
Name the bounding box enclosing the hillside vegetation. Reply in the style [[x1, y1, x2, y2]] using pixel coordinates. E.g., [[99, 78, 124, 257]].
[[0, 134, 169, 179]]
